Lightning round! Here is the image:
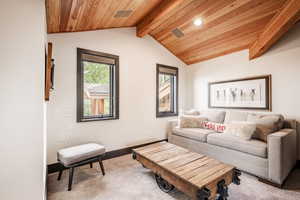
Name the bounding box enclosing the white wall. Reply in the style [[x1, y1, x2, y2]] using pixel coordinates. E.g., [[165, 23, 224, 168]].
[[188, 23, 300, 158], [47, 28, 188, 163], [0, 0, 46, 200]]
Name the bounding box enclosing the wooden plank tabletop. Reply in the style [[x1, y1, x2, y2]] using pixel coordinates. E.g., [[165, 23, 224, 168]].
[[133, 141, 235, 197]]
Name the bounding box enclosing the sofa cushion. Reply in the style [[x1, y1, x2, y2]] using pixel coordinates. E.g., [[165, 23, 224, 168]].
[[224, 111, 248, 123], [247, 114, 284, 142], [207, 134, 267, 158], [173, 127, 217, 142], [201, 121, 226, 133], [183, 109, 200, 115], [224, 121, 256, 140], [200, 110, 226, 123], [58, 143, 106, 166]]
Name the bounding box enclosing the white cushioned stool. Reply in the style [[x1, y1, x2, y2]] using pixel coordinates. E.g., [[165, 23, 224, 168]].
[[57, 143, 106, 191]]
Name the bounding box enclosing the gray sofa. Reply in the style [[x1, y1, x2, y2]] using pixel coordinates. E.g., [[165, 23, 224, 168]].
[[167, 110, 297, 185]]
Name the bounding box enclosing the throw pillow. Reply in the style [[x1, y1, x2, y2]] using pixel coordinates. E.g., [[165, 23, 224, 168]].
[[224, 121, 256, 140], [201, 121, 226, 133], [179, 115, 208, 128], [247, 114, 284, 142]]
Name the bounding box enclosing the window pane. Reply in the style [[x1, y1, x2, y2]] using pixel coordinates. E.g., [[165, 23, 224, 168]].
[[159, 74, 172, 112], [83, 61, 111, 117]]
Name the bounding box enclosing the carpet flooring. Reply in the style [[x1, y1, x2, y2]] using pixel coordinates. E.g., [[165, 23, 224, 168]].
[[48, 155, 300, 200]]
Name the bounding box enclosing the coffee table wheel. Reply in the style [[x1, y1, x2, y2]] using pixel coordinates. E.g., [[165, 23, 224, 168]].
[[132, 152, 137, 160], [142, 164, 148, 169], [155, 174, 174, 193], [197, 187, 211, 200], [233, 168, 241, 185], [216, 180, 229, 200]]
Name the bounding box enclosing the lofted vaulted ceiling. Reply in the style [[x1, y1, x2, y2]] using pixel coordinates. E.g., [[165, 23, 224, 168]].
[[46, 0, 300, 65], [46, 0, 163, 33]]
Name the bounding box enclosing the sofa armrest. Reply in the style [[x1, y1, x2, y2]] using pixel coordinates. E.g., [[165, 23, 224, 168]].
[[167, 119, 178, 139], [268, 128, 297, 184]]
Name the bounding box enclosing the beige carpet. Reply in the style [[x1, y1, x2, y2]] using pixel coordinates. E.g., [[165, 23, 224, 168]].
[[48, 155, 300, 200]]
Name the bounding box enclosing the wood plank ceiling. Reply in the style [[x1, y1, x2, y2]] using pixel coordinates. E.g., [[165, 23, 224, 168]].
[[46, 0, 163, 33], [46, 0, 300, 65]]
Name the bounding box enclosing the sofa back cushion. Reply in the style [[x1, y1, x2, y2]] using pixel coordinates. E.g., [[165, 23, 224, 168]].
[[247, 114, 284, 142], [224, 111, 248, 123], [183, 109, 200, 116], [200, 110, 226, 123]]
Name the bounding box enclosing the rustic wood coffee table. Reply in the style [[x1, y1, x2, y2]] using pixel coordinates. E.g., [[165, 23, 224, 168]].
[[132, 142, 241, 200]]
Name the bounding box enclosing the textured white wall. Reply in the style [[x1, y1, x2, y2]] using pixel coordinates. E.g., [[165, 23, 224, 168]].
[[188, 23, 300, 158], [47, 28, 188, 163], [0, 0, 46, 200]]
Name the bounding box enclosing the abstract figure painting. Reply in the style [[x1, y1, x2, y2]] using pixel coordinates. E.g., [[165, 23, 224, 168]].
[[209, 75, 271, 110]]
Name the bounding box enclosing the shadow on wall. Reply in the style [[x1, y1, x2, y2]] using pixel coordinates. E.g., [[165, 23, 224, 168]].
[[265, 23, 300, 56], [297, 121, 300, 159]]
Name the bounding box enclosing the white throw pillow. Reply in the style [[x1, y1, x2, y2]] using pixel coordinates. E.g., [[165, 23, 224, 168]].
[[224, 121, 256, 140], [179, 115, 208, 128]]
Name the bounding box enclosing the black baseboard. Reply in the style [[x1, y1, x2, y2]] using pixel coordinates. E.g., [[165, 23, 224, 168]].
[[48, 139, 167, 174]]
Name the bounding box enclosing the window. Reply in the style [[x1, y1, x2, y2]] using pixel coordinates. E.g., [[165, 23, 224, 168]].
[[156, 64, 178, 117], [77, 48, 119, 122]]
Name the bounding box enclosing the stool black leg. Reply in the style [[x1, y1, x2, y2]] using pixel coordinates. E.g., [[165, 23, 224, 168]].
[[57, 170, 63, 181], [90, 162, 93, 168], [98, 157, 105, 176], [68, 167, 74, 191]]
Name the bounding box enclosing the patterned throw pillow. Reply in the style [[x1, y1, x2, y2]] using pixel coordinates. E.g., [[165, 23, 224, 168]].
[[224, 121, 256, 140], [201, 121, 226, 133], [247, 114, 284, 142], [179, 115, 208, 128]]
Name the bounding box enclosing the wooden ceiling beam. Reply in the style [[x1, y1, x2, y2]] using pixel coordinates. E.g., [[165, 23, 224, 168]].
[[249, 0, 300, 60], [136, 0, 185, 37]]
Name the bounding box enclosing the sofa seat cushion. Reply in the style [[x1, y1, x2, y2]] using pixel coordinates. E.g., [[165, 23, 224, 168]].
[[173, 127, 216, 142], [58, 143, 106, 166], [207, 134, 267, 158]]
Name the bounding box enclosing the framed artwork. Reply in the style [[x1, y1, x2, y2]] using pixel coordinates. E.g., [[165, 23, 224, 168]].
[[208, 75, 271, 110], [45, 42, 54, 101]]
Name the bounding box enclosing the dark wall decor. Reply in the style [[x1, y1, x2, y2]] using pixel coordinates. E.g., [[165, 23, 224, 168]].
[[209, 75, 271, 110], [45, 42, 54, 101]]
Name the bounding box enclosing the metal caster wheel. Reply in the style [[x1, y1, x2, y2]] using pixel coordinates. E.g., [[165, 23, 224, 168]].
[[155, 174, 174, 193]]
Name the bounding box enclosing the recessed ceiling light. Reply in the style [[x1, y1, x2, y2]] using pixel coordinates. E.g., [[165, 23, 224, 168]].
[[193, 18, 203, 26]]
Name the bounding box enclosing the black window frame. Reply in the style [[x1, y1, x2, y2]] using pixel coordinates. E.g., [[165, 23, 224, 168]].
[[77, 48, 119, 122], [156, 64, 179, 118]]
